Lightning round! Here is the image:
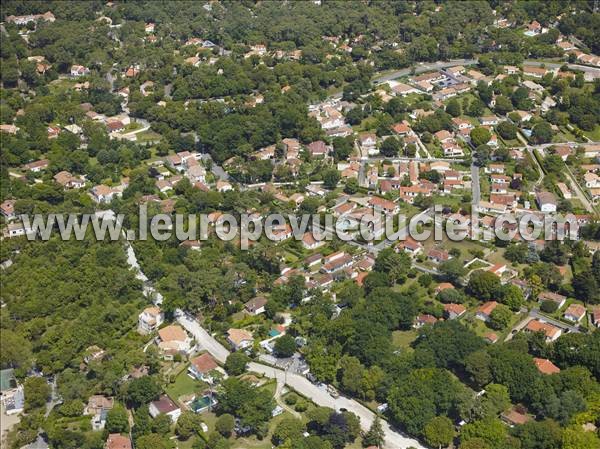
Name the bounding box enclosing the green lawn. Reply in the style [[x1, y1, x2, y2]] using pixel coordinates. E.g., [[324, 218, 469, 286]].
[[392, 330, 418, 351], [583, 126, 600, 142], [165, 366, 208, 403]]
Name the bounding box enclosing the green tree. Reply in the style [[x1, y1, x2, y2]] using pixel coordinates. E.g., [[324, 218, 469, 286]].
[[176, 411, 204, 440], [274, 334, 297, 358], [106, 403, 130, 434], [136, 433, 168, 449], [478, 384, 511, 419], [23, 377, 50, 411], [446, 99, 462, 117], [380, 137, 401, 157], [152, 413, 172, 435], [362, 416, 385, 448], [470, 127, 492, 147], [513, 419, 563, 449], [424, 416, 455, 449], [488, 305, 512, 330], [322, 169, 341, 190], [126, 376, 161, 407], [224, 352, 249, 376], [374, 247, 411, 284], [272, 417, 305, 445], [467, 271, 501, 300], [215, 413, 235, 437], [532, 122, 554, 144], [496, 121, 517, 140], [344, 177, 359, 194]]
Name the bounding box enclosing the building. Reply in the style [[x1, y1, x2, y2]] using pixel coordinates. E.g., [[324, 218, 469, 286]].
[[227, 328, 254, 350], [444, 303, 466, 319], [86, 395, 114, 430], [427, 249, 450, 264], [1, 199, 16, 220], [188, 353, 219, 382], [525, 319, 562, 342], [533, 357, 561, 375], [149, 395, 181, 422], [302, 232, 325, 250], [90, 185, 120, 203], [4, 221, 32, 238], [538, 291, 567, 309], [138, 307, 164, 334], [157, 325, 192, 357], [23, 159, 49, 172], [536, 191, 557, 213], [106, 434, 132, 449], [476, 301, 498, 322], [415, 314, 438, 328], [70, 65, 90, 77], [563, 304, 586, 323], [244, 296, 268, 315], [54, 171, 85, 189], [592, 307, 600, 328]]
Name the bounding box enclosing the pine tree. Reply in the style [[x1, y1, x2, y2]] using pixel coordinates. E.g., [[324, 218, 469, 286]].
[[362, 416, 385, 448]]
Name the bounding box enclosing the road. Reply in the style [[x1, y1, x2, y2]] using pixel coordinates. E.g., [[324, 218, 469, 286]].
[[176, 311, 425, 449], [505, 308, 581, 342], [471, 164, 480, 205], [249, 363, 425, 449], [200, 153, 229, 181]]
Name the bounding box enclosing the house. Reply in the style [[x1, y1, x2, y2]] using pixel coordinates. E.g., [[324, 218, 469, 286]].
[[583, 145, 600, 159], [302, 232, 325, 250], [476, 301, 498, 322], [107, 120, 125, 133], [1, 200, 16, 220], [307, 140, 328, 157], [358, 132, 377, 153], [216, 180, 233, 192], [415, 314, 438, 328], [523, 66, 549, 78], [86, 395, 114, 430], [91, 185, 120, 203], [244, 296, 268, 315], [538, 291, 566, 309], [563, 304, 586, 323], [526, 20, 542, 35], [106, 434, 132, 449], [480, 116, 499, 126], [188, 353, 219, 382], [557, 183, 572, 199], [70, 65, 90, 77], [396, 237, 423, 257], [0, 124, 19, 134], [444, 303, 466, 320], [484, 332, 499, 344], [4, 221, 32, 238], [536, 191, 557, 213], [321, 253, 353, 274], [54, 171, 85, 189], [369, 196, 398, 215], [525, 319, 562, 342], [501, 407, 531, 427], [427, 249, 449, 264], [304, 253, 323, 268], [149, 395, 181, 422], [23, 159, 49, 172], [138, 307, 164, 334], [227, 328, 254, 350], [533, 357, 561, 375], [434, 130, 453, 143], [584, 172, 600, 188], [391, 122, 412, 135], [157, 325, 192, 357]]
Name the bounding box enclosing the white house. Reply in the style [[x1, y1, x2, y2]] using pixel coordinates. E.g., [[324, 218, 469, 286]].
[[149, 395, 181, 422], [536, 191, 557, 213], [138, 307, 164, 334]]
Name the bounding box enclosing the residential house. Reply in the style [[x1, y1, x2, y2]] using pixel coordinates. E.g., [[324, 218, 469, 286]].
[[91, 185, 120, 203], [244, 297, 268, 316], [86, 395, 114, 430], [188, 353, 219, 382], [525, 319, 562, 342], [395, 237, 423, 257], [138, 307, 164, 334], [415, 314, 438, 328], [536, 191, 557, 213], [444, 303, 466, 320], [369, 196, 399, 215], [476, 301, 498, 322], [157, 325, 192, 357], [4, 221, 32, 238], [533, 357, 561, 375], [563, 304, 586, 323], [302, 232, 325, 250], [0, 200, 16, 221], [427, 249, 450, 264], [54, 171, 85, 189], [592, 307, 600, 328], [70, 65, 90, 77], [23, 159, 49, 172], [523, 66, 549, 78], [106, 434, 132, 449], [538, 291, 567, 309], [227, 328, 254, 350], [149, 395, 181, 422]]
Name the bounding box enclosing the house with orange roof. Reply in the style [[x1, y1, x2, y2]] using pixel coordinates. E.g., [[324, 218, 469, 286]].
[[157, 324, 192, 357], [525, 319, 562, 342], [563, 304, 586, 323], [476, 301, 498, 322], [227, 328, 254, 350], [533, 357, 560, 375], [444, 303, 466, 320], [188, 352, 220, 382]]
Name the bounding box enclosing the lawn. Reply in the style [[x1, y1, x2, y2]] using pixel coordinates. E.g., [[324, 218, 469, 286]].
[[165, 366, 209, 403], [392, 330, 418, 351], [583, 126, 600, 142], [137, 130, 162, 142]]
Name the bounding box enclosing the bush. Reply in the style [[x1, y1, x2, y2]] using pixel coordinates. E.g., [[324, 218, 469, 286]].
[[540, 300, 558, 314], [284, 394, 298, 406], [215, 413, 235, 437], [294, 400, 308, 412]]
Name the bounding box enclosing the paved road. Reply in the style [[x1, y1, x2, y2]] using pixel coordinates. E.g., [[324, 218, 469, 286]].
[[177, 312, 424, 449], [248, 363, 425, 449], [529, 309, 581, 333], [471, 164, 480, 205], [200, 153, 229, 181]]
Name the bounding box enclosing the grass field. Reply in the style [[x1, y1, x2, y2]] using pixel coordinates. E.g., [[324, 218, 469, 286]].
[[165, 366, 208, 403], [583, 126, 600, 142], [392, 330, 418, 351]]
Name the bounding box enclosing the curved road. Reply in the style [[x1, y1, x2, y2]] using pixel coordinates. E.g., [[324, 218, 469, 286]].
[[176, 311, 425, 449]]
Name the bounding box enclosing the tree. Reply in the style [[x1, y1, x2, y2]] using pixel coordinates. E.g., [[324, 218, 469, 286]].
[[497, 121, 517, 140], [215, 414, 235, 437], [339, 356, 365, 396], [460, 418, 507, 449], [470, 127, 491, 147], [126, 376, 161, 407], [106, 403, 130, 434], [488, 305, 512, 330], [224, 352, 249, 376], [380, 137, 401, 157], [424, 416, 455, 449], [323, 169, 341, 190], [478, 384, 511, 419], [499, 284, 523, 311], [23, 377, 50, 411], [136, 433, 168, 449], [446, 99, 462, 117], [176, 411, 204, 440], [532, 122, 553, 144], [274, 334, 297, 358], [362, 416, 385, 448], [344, 177, 359, 194], [467, 271, 501, 300], [152, 413, 172, 435], [374, 248, 411, 284], [494, 96, 513, 115], [332, 136, 354, 161], [439, 259, 467, 283], [465, 350, 493, 388], [272, 417, 305, 445], [513, 419, 563, 449]]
